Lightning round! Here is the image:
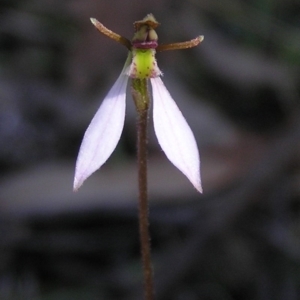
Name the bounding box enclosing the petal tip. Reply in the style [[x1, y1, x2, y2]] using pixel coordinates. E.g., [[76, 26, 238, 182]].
[[73, 175, 82, 192], [195, 183, 203, 193], [189, 173, 202, 193]]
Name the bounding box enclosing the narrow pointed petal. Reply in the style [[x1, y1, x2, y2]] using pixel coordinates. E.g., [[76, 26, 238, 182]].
[[151, 77, 202, 192], [74, 64, 130, 191]]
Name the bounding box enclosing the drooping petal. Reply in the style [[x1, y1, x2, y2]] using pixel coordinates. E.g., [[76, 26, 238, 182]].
[[74, 57, 131, 191], [151, 77, 202, 193]]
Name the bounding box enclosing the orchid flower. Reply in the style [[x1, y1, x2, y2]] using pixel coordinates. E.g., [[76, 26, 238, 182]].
[[74, 14, 204, 193]]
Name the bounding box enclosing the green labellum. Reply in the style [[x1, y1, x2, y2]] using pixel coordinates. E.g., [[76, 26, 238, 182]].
[[128, 48, 161, 79]]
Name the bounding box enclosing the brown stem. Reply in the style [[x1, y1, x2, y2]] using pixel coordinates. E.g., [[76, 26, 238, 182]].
[[131, 77, 154, 300], [137, 108, 154, 300]]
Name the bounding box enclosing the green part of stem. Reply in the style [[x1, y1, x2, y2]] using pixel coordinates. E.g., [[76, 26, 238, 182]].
[[131, 79, 150, 112], [132, 78, 154, 300]]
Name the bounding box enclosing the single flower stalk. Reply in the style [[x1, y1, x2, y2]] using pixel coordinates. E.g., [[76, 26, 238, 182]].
[[74, 14, 204, 300], [74, 14, 204, 193]]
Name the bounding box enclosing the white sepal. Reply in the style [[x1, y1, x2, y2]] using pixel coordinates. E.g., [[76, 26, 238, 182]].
[[74, 59, 130, 191], [151, 77, 202, 193]]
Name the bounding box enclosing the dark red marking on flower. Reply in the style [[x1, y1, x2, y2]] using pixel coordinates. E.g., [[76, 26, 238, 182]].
[[132, 41, 158, 49]]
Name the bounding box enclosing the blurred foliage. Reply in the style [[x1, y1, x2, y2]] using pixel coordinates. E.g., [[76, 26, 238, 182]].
[[0, 0, 300, 299]]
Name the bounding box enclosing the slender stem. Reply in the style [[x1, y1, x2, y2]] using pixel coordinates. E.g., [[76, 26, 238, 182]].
[[132, 78, 154, 300], [137, 108, 154, 300]]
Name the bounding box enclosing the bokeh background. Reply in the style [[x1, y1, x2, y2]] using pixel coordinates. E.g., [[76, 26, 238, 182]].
[[1, 0, 300, 299]]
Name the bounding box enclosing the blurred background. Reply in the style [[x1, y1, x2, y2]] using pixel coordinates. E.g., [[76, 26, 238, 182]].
[[0, 0, 300, 299]]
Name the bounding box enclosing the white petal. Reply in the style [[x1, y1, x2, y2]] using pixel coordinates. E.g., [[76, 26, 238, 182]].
[[74, 60, 130, 191], [151, 77, 202, 193]]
